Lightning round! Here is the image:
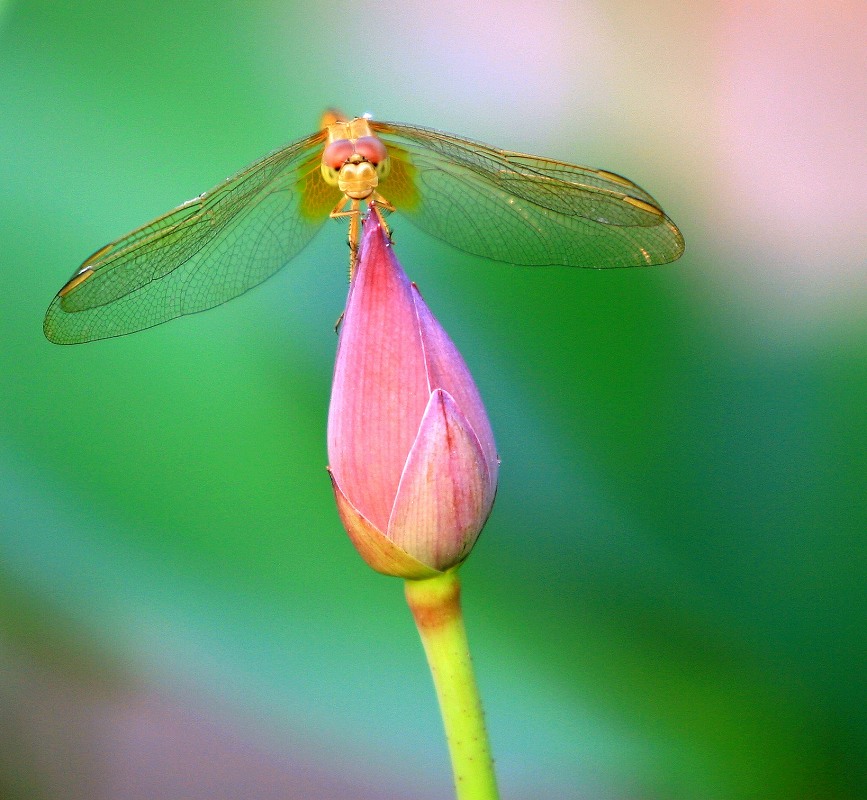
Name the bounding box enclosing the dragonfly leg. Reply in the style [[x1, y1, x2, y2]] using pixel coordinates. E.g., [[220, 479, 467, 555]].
[[372, 192, 395, 212], [329, 196, 350, 217], [370, 193, 395, 242], [330, 196, 362, 279]]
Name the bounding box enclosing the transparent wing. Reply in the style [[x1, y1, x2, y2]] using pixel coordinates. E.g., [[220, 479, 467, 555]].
[[371, 121, 684, 268], [44, 129, 340, 344]]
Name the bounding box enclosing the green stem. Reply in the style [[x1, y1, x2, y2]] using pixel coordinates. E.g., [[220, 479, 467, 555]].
[[404, 570, 499, 800]]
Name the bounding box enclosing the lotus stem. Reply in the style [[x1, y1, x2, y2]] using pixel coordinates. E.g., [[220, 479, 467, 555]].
[[405, 570, 499, 800]]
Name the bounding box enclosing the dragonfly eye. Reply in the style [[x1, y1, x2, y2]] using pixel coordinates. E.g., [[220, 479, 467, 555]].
[[321, 139, 355, 186], [354, 136, 388, 165], [322, 139, 355, 169]]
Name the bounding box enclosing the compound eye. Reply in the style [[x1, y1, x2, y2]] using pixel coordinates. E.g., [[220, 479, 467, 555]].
[[354, 136, 388, 165], [322, 139, 355, 169]]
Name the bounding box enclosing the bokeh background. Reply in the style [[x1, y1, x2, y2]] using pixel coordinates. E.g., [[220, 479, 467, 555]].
[[1, 1, 864, 798]]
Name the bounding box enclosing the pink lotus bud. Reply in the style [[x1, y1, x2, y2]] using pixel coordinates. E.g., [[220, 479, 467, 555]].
[[327, 215, 499, 578]]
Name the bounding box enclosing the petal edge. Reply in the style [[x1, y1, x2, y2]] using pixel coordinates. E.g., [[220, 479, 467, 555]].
[[388, 390, 493, 571], [328, 469, 441, 579]]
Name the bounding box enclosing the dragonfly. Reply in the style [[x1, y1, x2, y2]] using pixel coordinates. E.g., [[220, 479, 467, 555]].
[[44, 111, 684, 344]]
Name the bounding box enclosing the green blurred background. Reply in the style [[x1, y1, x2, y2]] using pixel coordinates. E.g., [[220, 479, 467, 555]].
[[1, 1, 864, 798]]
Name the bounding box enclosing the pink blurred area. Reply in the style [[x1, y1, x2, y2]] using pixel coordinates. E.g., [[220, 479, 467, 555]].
[[2, 643, 425, 800], [589, 0, 866, 314], [710, 1, 866, 305]]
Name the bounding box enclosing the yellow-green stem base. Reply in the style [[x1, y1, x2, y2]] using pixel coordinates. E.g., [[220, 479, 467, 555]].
[[405, 570, 499, 800]]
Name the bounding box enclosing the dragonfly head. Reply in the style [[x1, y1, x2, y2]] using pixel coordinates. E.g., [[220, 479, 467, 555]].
[[321, 130, 391, 199]]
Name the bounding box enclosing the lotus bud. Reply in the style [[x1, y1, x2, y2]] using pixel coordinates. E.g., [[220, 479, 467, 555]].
[[327, 215, 498, 578]]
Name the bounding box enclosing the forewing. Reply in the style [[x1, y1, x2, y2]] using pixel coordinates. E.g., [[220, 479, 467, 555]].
[[44, 129, 339, 344], [371, 121, 684, 268]]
